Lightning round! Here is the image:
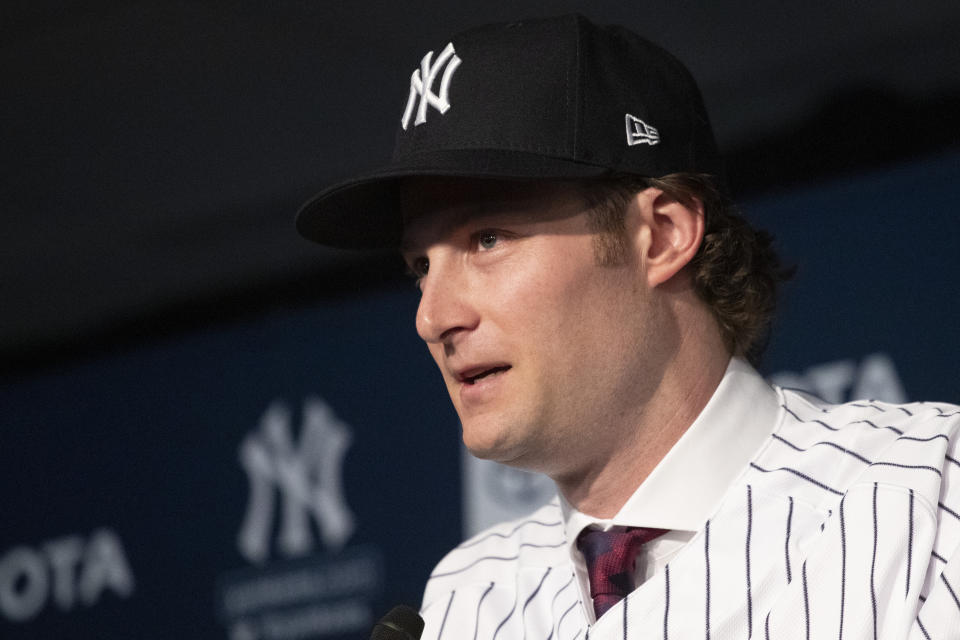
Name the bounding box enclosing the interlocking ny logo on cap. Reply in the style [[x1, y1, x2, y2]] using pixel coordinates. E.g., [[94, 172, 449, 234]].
[[401, 42, 461, 130], [625, 114, 660, 146]]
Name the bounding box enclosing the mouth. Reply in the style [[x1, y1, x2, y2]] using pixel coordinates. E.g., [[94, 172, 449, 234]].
[[457, 365, 512, 385]]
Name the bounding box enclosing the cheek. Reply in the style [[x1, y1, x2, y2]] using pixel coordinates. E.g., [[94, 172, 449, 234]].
[[503, 246, 622, 353], [530, 248, 630, 324], [498, 236, 601, 300], [537, 262, 639, 373]]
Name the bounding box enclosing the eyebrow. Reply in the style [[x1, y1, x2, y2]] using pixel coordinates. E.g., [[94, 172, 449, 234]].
[[399, 206, 492, 256], [400, 200, 550, 254]]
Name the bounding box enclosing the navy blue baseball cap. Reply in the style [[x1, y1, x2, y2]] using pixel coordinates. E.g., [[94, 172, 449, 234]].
[[296, 13, 722, 249]]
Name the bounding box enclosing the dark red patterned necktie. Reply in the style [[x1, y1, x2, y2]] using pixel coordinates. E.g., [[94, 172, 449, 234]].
[[576, 526, 667, 619]]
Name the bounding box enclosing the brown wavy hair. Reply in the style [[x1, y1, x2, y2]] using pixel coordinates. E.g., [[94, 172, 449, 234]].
[[581, 173, 792, 364]]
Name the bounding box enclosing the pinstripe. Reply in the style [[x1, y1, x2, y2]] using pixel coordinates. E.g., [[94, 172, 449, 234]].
[[938, 500, 960, 522], [771, 432, 873, 465], [871, 483, 878, 640], [458, 519, 564, 550], [431, 554, 532, 579], [785, 496, 794, 584], [746, 485, 753, 637], [556, 599, 578, 632], [523, 568, 552, 614], [839, 499, 846, 640], [705, 519, 711, 640], [870, 461, 942, 476], [473, 582, 496, 640], [782, 405, 839, 431], [492, 588, 518, 640], [898, 407, 914, 416], [764, 612, 770, 640], [431, 543, 566, 578], [521, 568, 552, 633], [897, 433, 948, 443], [802, 561, 810, 640], [932, 550, 947, 564], [437, 591, 455, 640], [548, 573, 575, 615], [907, 489, 914, 600], [942, 574, 960, 612], [663, 565, 670, 640], [946, 454, 960, 469], [749, 462, 843, 495], [772, 432, 805, 452], [916, 615, 931, 640], [851, 419, 904, 436]]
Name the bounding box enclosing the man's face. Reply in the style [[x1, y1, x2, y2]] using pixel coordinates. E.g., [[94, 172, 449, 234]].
[[400, 178, 666, 478]]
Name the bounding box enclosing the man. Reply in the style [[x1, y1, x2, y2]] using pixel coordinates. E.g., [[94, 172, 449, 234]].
[[296, 14, 960, 639]]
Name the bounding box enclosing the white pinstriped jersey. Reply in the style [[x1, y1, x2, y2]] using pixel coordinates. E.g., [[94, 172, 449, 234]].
[[420, 386, 960, 639]]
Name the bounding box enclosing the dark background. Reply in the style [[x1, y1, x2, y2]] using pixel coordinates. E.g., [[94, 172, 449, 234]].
[[2, 2, 959, 638]]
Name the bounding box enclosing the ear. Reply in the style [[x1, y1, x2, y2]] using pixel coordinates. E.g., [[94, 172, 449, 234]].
[[633, 187, 704, 288]]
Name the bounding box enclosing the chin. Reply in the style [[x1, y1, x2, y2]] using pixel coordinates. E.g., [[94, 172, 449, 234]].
[[463, 435, 547, 474], [462, 435, 508, 461], [461, 422, 519, 463]]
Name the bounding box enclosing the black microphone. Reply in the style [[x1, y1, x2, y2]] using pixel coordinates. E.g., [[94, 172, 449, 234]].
[[370, 605, 424, 640]]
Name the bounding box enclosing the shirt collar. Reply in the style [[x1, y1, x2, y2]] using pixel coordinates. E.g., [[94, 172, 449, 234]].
[[561, 356, 781, 543]]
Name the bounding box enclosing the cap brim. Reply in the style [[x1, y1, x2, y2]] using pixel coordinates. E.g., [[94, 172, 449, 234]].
[[295, 148, 615, 249]]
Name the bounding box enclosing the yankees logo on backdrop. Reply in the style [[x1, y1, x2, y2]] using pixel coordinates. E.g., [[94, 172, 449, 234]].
[[236, 397, 354, 564], [401, 42, 461, 130], [219, 398, 382, 640]]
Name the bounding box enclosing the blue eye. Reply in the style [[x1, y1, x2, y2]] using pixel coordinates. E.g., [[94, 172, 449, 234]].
[[478, 230, 498, 250]]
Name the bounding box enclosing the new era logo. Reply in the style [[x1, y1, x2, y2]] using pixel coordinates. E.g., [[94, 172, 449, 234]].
[[401, 42, 462, 130], [625, 114, 660, 146]]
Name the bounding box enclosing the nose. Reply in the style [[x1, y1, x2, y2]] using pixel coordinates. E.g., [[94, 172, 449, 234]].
[[415, 254, 479, 344]]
